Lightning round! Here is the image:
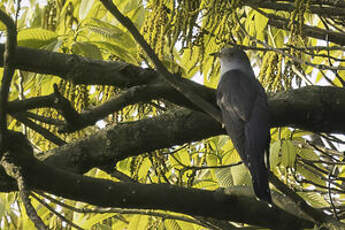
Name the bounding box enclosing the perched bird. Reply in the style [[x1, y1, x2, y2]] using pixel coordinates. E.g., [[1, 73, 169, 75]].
[[213, 47, 272, 203]]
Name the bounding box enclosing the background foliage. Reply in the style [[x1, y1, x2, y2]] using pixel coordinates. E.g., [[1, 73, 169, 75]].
[[1, 0, 345, 229]]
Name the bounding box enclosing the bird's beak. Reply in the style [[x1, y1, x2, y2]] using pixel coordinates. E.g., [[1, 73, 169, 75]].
[[209, 52, 220, 57]]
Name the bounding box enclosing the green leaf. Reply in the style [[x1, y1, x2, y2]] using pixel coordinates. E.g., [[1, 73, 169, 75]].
[[215, 168, 233, 187], [164, 219, 182, 230], [230, 163, 251, 186], [97, 224, 112, 230], [270, 140, 281, 169], [298, 192, 328, 208], [84, 18, 136, 48], [298, 147, 319, 161], [126, 4, 145, 28], [0, 196, 6, 218], [175, 220, 195, 230], [281, 140, 297, 168], [206, 152, 218, 166], [79, 0, 95, 20], [177, 149, 191, 166], [78, 213, 116, 228], [298, 164, 326, 186], [137, 157, 152, 179], [193, 178, 218, 189], [0, 21, 6, 31], [18, 28, 58, 49], [71, 41, 103, 59], [91, 41, 137, 63], [127, 215, 149, 230], [253, 11, 268, 40]]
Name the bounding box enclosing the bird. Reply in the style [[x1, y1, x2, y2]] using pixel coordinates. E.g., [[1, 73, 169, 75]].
[[213, 47, 272, 203]]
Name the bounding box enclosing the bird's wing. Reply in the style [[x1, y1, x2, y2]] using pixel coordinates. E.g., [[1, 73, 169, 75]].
[[216, 69, 257, 122], [244, 93, 272, 203]]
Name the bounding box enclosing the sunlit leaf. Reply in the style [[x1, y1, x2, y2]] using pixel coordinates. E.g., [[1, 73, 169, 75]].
[[281, 140, 297, 168], [71, 41, 103, 59], [79, 0, 95, 20], [18, 28, 58, 49]]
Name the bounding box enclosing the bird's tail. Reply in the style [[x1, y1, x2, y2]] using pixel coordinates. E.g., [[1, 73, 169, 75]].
[[248, 150, 272, 203]]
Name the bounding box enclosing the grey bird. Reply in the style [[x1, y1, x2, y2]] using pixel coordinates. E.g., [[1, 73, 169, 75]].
[[213, 47, 272, 203]]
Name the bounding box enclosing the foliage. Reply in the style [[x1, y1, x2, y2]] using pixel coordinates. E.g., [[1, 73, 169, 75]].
[[0, 0, 345, 229]]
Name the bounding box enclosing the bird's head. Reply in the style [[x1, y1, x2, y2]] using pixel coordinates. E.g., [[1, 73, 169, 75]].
[[210, 47, 249, 63], [210, 47, 252, 75]]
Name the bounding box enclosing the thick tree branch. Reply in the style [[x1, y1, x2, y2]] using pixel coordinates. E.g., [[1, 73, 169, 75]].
[[39, 86, 345, 175], [42, 108, 222, 173], [3, 132, 313, 229], [0, 45, 154, 86], [0, 45, 215, 112], [269, 86, 345, 133], [3, 46, 345, 134]]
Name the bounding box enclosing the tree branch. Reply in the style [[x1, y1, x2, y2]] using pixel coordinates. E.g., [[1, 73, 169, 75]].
[[3, 133, 313, 229], [100, 0, 222, 124], [37, 86, 345, 175], [246, 0, 345, 17], [0, 9, 17, 149], [262, 10, 345, 46], [59, 84, 167, 133]]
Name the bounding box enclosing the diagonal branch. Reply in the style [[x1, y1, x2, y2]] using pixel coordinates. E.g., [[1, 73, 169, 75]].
[[59, 84, 167, 133], [100, 0, 222, 124]]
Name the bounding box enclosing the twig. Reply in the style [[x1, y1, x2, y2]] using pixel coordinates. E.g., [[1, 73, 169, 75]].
[[13, 113, 66, 146], [23, 112, 65, 126], [30, 192, 85, 230], [328, 166, 339, 220], [51, 84, 82, 131], [269, 172, 327, 224], [18, 180, 48, 230], [59, 84, 164, 133], [35, 191, 210, 229], [171, 152, 242, 171], [299, 179, 345, 194], [239, 8, 345, 71], [306, 141, 343, 160], [99, 166, 138, 183], [320, 18, 345, 87], [246, 0, 345, 17], [319, 70, 337, 87], [255, 7, 345, 46]]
